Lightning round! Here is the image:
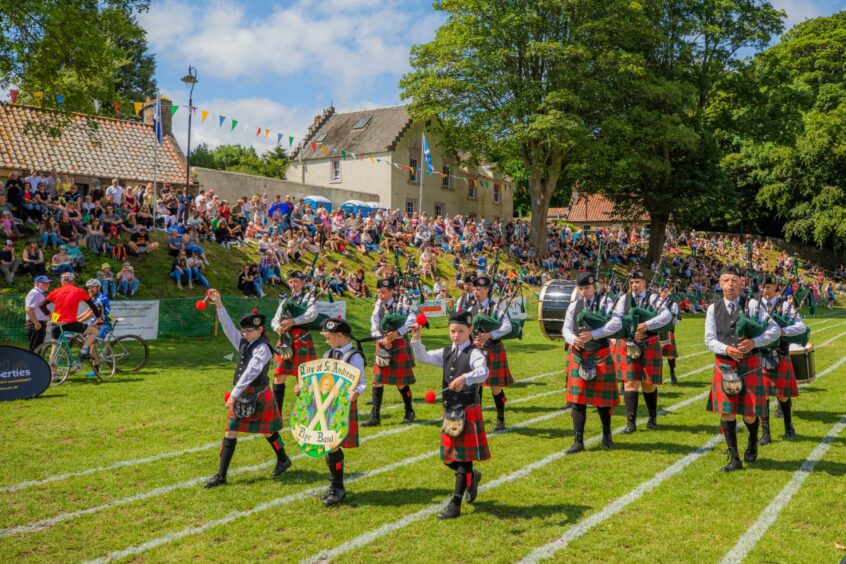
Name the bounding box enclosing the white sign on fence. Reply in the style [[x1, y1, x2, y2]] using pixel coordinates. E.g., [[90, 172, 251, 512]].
[[110, 301, 160, 340], [419, 299, 448, 317], [316, 300, 346, 320]]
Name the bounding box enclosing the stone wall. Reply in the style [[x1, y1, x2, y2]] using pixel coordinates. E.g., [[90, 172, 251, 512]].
[[193, 167, 379, 206]]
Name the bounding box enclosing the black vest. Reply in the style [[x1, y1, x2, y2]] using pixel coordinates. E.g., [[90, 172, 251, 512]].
[[456, 293, 476, 312], [470, 299, 501, 345], [323, 347, 365, 367], [713, 298, 750, 359], [233, 335, 271, 389], [571, 298, 609, 352], [624, 291, 658, 336], [442, 344, 479, 407]]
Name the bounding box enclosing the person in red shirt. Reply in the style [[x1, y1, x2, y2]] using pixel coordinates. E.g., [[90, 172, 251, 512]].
[[40, 272, 102, 375]]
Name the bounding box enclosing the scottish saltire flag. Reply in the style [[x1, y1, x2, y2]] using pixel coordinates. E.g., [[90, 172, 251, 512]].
[[153, 95, 163, 145], [422, 132, 433, 175]]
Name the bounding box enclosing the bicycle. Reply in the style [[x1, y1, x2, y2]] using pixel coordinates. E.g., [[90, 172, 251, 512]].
[[66, 318, 149, 373], [34, 323, 117, 385]]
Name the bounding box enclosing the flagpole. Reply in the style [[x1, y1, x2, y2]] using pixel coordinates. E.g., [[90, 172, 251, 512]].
[[418, 129, 424, 215], [153, 90, 160, 219]]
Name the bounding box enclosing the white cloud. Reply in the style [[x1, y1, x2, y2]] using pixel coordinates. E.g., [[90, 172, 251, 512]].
[[771, 0, 821, 30]]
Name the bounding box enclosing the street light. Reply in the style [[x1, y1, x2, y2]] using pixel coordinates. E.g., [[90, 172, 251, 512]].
[[180, 65, 198, 200]]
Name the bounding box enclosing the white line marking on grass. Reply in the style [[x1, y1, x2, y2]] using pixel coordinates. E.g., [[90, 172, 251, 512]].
[[0, 370, 563, 494], [720, 415, 846, 564], [301, 388, 716, 564], [0, 388, 564, 538], [83, 409, 570, 564], [518, 434, 724, 563]]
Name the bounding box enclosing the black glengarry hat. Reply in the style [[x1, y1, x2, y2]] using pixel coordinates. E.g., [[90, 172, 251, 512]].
[[239, 309, 266, 328], [321, 317, 352, 334]]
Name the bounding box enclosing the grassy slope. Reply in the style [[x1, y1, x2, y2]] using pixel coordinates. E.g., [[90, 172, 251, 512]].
[[1, 309, 845, 562]]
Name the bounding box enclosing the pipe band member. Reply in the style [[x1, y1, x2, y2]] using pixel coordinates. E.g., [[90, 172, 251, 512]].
[[757, 275, 805, 446], [469, 275, 513, 431], [364, 277, 416, 427], [456, 271, 477, 312], [562, 271, 622, 453], [412, 310, 490, 519], [271, 270, 318, 422], [613, 269, 672, 434], [704, 266, 780, 472], [205, 289, 292, 488], [658, 284, 681, 385]]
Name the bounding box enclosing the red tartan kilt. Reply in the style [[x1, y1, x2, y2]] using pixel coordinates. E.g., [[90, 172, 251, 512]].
[[226, 386, 283, 435], [565, 347, 619, 408], [614, 335, 663, 385], [707, 355, 767, 417], [661, 331, 678, 359], [340, 399, 359, 449], [273, 329, 317, 376], [484, 341, 513, 388], [440, 404, 491, 462], [373, 338, 416, 386], [762, 353, 799, 398]]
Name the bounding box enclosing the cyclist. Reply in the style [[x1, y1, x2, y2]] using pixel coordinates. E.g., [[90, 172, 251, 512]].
[[39, 272, 102, 377], [78, 279, 112, 354]]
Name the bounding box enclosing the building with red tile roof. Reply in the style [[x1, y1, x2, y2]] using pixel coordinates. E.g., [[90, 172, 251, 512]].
[[550, 192, 648, 227]]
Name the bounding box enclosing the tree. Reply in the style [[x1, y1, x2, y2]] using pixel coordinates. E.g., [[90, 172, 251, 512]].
[[189, 144, 290, 180], [401, 0, 622, 256], [0, 0, 154, 116]]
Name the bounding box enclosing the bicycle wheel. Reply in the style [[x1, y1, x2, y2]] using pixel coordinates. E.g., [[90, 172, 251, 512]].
[[94, 341, 117, 380], [111, 335, 149, 372], [35, 343, 71, 386]]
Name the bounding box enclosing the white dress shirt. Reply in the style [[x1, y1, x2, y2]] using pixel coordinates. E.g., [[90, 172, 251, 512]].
[[759, 296, 808, 337], [562, 295, 622, 346], [370, 297, 415, 338], [411, 338, 489, 386], [328, 342, 367, 396], [217, 306, 272, 398], [614, 291, 672, 331], [271, 292, 318, 332], [704, 297, 782, 356]]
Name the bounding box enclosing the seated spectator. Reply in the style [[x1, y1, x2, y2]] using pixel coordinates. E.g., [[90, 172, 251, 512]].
[[63, 238, 85, 271], [38, 217, 63, 249], [128, 226, 159, 257], [170, 249, 193, 289], [237, 264, 264, 298], [166, 228, 184, 256], [116, 262, 139, 297], [100, 204, 124, 234], [259, 249, 282, 285], [97, 263, 117, 298], [187, 250, 210, 289], [50, 247, 74, 276], [0, 240, 19, 285], [86, 218, 106, 255], [19, 240, 47, 278]]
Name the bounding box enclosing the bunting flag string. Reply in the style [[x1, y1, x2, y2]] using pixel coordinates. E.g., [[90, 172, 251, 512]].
[[201, 110, 209, 123], [55, 95, 64, 109], [133, 102, 143, 117], [170, 105, 179, 117], [219, 115, 226, 127]]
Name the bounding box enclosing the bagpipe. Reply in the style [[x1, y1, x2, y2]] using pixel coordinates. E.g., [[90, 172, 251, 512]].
[[275, 253, 331, 359], [374, 291, 418, 367], [471, 275, 525, 346], [620, 256, 666, 360]]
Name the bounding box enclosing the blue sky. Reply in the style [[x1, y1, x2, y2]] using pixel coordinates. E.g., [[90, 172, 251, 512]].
[[138, 0, 845, 155]]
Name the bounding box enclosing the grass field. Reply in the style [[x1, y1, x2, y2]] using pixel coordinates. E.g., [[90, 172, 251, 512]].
[[2, 309, 846, 563]]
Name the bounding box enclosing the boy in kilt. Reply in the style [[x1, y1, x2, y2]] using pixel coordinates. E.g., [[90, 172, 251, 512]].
[[456, 271, 477, 312], [562, 271, 621, 453], [363, 277, 416, 427], [469, 275, 513, 431], [271, 270, 318, 422], [704, 267, 780, 471], [613, 270, 672, 433], [411, 310, 490, 519], [295, 317, 365, 507], [757, 276, 804, 445], [204, 289, 292, 488], [658, 285, 681, 385]]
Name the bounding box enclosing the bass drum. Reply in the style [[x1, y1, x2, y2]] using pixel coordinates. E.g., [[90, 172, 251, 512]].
[[538, 279, 577, 340], [789, 342, 815, 385]]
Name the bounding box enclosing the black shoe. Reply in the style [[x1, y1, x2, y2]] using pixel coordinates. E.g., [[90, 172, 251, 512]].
[[361, 417, 381, 427], [623, 422, 637, 434], [273, 457, 293, 476], [759, 420, 772, 446], [403, 411, 416, 424], [323, 487, 346, 507], [464, 470, 482, 504], [601, 433, 613, 448], [437, 500, 462, 519], [494, 417, 506, 432], [565, 442, 585, 454], [774, 403, 784, 419], [721, 449, 743, 472], [670, 374, 678, 385], [562, 402, 572, 410], [783, 423, 796, 439], [646, 416, 657, 430], [320, 485, 334, 500], [744, 440, 758, 463], [204, 473, 227, 488]]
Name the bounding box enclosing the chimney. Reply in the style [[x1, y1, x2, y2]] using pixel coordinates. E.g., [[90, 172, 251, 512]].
[[142, 96, 173, 137]]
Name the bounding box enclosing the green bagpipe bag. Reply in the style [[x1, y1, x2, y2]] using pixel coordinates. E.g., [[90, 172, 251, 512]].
[[471, 312, 523, 341], [735, 312, 767, 340], [576, 309, 611, 331], [629, 306, 673, 335], [775, 312, 810, 346], [380, 311, 410, 335], [283, 299, 328, 331]]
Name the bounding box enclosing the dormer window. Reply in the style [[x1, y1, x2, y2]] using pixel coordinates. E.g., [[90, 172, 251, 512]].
[[352, 115, 372, 130]]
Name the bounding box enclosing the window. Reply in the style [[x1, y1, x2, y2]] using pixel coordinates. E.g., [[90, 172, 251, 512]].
[[409, 158, 419, 182], [468, 180, 477, 200], [406, 198, 417, 214], [441, 166, 451, 189], [434, 202, 445, 217], [352, 115, 372, 130], [316, 132, 328, 143], [493, 183, 502, 203], [330, 158, 341, 182]]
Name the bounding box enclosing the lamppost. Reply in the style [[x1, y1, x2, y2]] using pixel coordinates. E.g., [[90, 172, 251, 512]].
[[180, 65, 198, 195]]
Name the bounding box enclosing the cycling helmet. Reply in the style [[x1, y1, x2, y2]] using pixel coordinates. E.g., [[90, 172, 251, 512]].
[[85, 278, 101, 287]]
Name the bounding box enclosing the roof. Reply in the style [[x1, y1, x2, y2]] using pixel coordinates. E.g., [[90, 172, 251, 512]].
[[293, 105, 412, 160], [557, 193, 648, 224], [0, 104, 186, 184]]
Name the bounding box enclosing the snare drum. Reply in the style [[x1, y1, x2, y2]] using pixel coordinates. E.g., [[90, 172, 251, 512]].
[[789, 343, 816, 385], [537, 280, 577, 340]]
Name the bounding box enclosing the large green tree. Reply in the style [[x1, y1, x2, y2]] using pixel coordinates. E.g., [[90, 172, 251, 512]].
[[190, 143, 290, 180], [0, 0, 154, 115], [401, 0, 631, 255]]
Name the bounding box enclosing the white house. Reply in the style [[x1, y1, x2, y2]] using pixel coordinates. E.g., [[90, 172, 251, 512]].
[[286, 105, 513, 219]]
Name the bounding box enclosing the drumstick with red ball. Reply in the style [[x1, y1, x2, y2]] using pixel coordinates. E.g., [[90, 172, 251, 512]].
[[424, 386, 452, 403], [196, 289, 212, 311], [416, 312, 429, 329]]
